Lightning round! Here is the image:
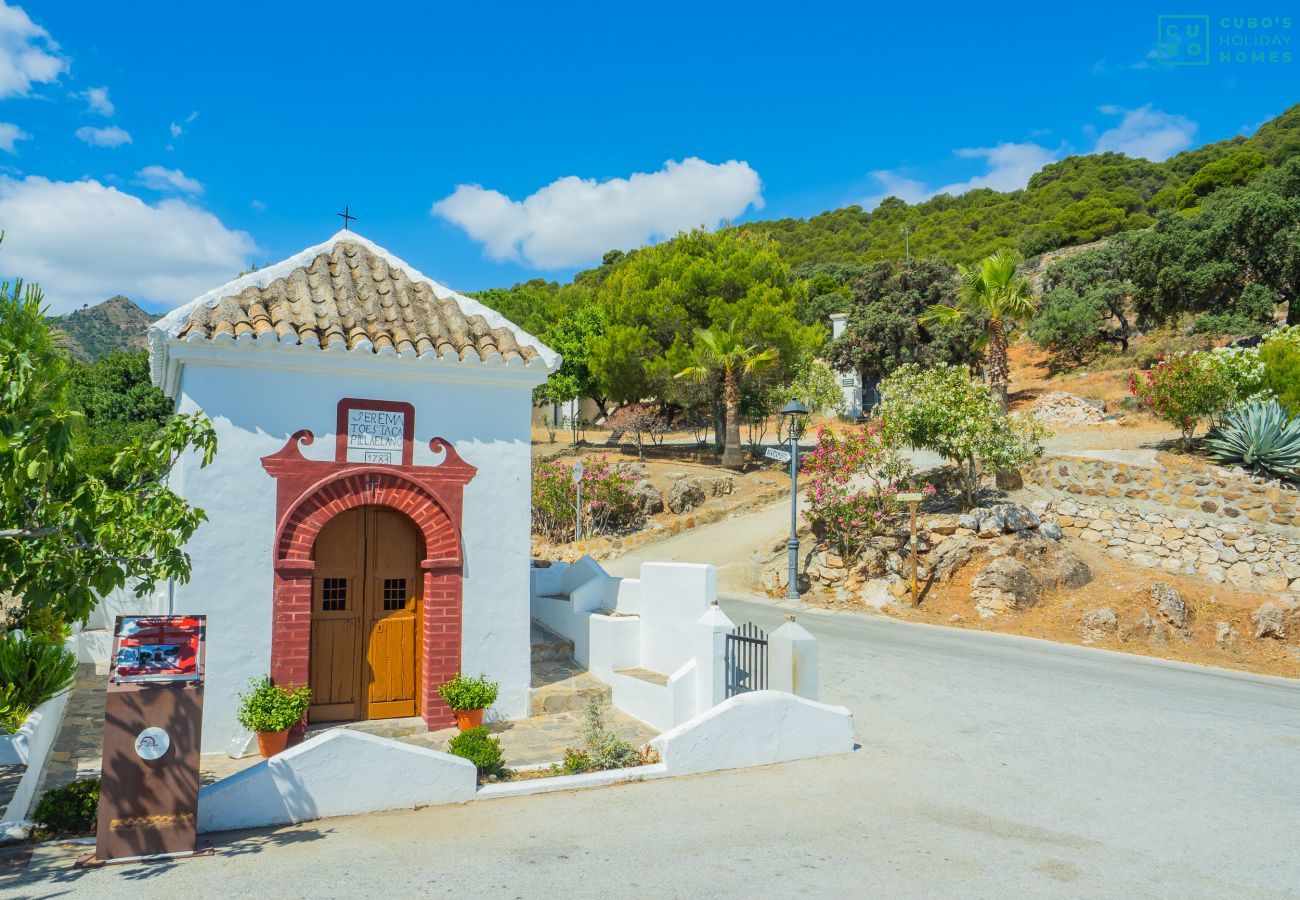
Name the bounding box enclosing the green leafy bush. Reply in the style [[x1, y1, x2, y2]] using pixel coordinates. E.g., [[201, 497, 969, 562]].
[[559, 747, 593, 775], [33, 778, 99, 836], [1204, 400, 1300, 482], [531, 455, 641, 543], [9, 606, 71, 644], [1261, 338, 1300, 416], [877, 363, 1048, 509], [1130, 351, 1238, 449], [437, 673, 499, 711], [559, 703, 647, 774], [235, 676, 311, 733], [447, 726, 505, 778], [0, 632, 77, 729], [0, 683, 32, 734], [1029, 288, 1108, 366]]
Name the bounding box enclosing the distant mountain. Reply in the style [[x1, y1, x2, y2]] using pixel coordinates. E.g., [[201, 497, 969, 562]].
[[49, 295, 156, 363]]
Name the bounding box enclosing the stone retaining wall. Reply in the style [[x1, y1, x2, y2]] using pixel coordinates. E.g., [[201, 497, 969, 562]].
[[1023, 455, 1299, 530], [1024, 456, 1299, 593], [537, 482, 791, 563]]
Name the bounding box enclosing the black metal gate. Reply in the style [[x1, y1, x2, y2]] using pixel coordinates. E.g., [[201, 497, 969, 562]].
[[725, 622, 768, 698]]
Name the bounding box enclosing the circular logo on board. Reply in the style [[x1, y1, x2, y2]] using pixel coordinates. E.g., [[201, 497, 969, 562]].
[[135, 726, 170, 760]]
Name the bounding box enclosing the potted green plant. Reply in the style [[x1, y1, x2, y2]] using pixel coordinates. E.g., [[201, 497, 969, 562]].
[[437, 673, 499, 731], [236, 676, 312, 758]]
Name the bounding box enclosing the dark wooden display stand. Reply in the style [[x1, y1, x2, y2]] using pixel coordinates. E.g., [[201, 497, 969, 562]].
[[78, 616, 210, 867]]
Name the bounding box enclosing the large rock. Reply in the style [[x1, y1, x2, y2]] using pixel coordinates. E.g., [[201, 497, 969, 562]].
[[1149, 583, 1189, 629], [925, 514, 960, 537], [928, 535, 979, 582], [630, 480, 664, 516], [1078, 607, 1118, 642], [856, 546, 889, 579], [1119, 610, 1168, 647], [958, 503, 1041, 537], [693, 475, 734, 497], [1251, 602, 1286, 640], [1215, 621, 1239, 650], [1007, 533, 1092, 589], [665, 479, 705, 514], [971, 558, 1041, 617]]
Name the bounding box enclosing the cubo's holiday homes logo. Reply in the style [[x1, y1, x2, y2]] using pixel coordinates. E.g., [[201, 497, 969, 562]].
[[1158, 15, 1293, 65]]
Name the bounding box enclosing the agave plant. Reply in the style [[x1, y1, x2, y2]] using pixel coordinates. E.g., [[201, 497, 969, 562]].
[[1203, 399, 1300, 482]]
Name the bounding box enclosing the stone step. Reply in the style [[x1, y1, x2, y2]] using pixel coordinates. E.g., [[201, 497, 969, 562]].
[[530, 620, 574, 664], [529, 662, 611, 715], [613, 667, 670, 687]]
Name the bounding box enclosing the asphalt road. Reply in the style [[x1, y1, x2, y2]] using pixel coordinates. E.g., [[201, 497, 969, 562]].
[[8, 595, 1298, 899]]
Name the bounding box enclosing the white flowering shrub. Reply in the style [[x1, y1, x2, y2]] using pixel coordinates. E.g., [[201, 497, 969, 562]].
[[878, 363, 1049, 509]]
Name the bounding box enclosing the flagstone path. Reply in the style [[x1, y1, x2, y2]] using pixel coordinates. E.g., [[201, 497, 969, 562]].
[[35, 665, 106, 795]]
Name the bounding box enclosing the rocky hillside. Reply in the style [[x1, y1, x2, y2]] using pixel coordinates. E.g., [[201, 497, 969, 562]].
[[48, 295, 155, 363]]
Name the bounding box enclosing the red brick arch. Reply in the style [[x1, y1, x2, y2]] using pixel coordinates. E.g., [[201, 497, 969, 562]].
[[261, 430, 476, 732], [275, 470, 458, 564]]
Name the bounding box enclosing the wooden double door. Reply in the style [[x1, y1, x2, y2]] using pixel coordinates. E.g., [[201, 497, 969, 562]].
[[309, 506, 423, 722]]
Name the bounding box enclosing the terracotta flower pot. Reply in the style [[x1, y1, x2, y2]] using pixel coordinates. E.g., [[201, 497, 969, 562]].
[[257, 727, 291, 758], [454, 708, 485, 731]]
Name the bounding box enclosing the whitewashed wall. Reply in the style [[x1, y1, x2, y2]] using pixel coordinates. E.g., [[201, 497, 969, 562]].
[[155, 351, 537, 752]]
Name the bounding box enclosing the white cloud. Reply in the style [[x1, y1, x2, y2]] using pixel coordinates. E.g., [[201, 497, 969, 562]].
[[937, 143, 1060, 194], [861, 170, 930, 208], [0, 176, 258, 313], [75, 124, 131, 148], [433, 157, 764, 268], [0, 1, 65, 98], [862, 141, 1059, 209], [79, 85, 113, 116], [136, 165, 202, 195], [0, 121, 28, 152], [169, 110, 198, 139], [1093, 104, 1197, 161], [250, 199, 267, 212]]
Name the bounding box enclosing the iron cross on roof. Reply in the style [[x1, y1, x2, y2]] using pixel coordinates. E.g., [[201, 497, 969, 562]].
[[337, 204, 357, 230]]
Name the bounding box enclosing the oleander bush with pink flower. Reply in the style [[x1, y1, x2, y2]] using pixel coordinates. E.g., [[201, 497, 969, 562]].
[[532, 455, 642, 542], [800, 422, 931, 560]]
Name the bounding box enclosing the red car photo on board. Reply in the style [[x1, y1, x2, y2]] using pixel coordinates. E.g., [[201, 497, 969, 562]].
[[112, 616, 205, 683]]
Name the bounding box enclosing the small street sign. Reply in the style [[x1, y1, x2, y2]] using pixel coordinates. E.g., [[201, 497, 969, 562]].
[[895, 491, 925, 503], [572, 460, 585, 482], [765, 447, 792, 463]]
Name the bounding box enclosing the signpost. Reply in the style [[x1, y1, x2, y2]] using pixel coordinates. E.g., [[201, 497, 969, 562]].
[[896, 492, 925, 605], [572, 459, 585, 543], [777, 401, 810, 600], [82, 615, 208, 867]]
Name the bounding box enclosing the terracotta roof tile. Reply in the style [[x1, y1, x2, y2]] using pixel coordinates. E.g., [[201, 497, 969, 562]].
[[175, 239, 544, 365]]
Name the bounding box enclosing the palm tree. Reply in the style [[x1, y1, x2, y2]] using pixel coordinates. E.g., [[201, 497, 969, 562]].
[[676, 324, 778, 470], [920, 249, 1036, 411]]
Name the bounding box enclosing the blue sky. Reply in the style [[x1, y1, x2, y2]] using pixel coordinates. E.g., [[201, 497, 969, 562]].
[[0, 1, 1295, 313]]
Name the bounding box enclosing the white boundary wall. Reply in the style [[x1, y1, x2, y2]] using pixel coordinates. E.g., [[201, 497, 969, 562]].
[[0, 688, 72, 827], [198, 689, 854, 833], [650, 691, 853, 775], [198, 729, 477, 832]]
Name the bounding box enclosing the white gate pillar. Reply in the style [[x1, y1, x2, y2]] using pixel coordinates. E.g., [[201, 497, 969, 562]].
[[694, 602, 734, 714], [769, 615, 819, 701]]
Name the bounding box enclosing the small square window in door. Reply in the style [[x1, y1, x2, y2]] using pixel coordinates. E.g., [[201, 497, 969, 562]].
[[382, 578, 407, 611], [321, 577, 347, 611]]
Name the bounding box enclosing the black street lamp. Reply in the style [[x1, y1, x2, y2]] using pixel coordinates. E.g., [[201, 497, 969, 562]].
[[779, 400, 809, 600]]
